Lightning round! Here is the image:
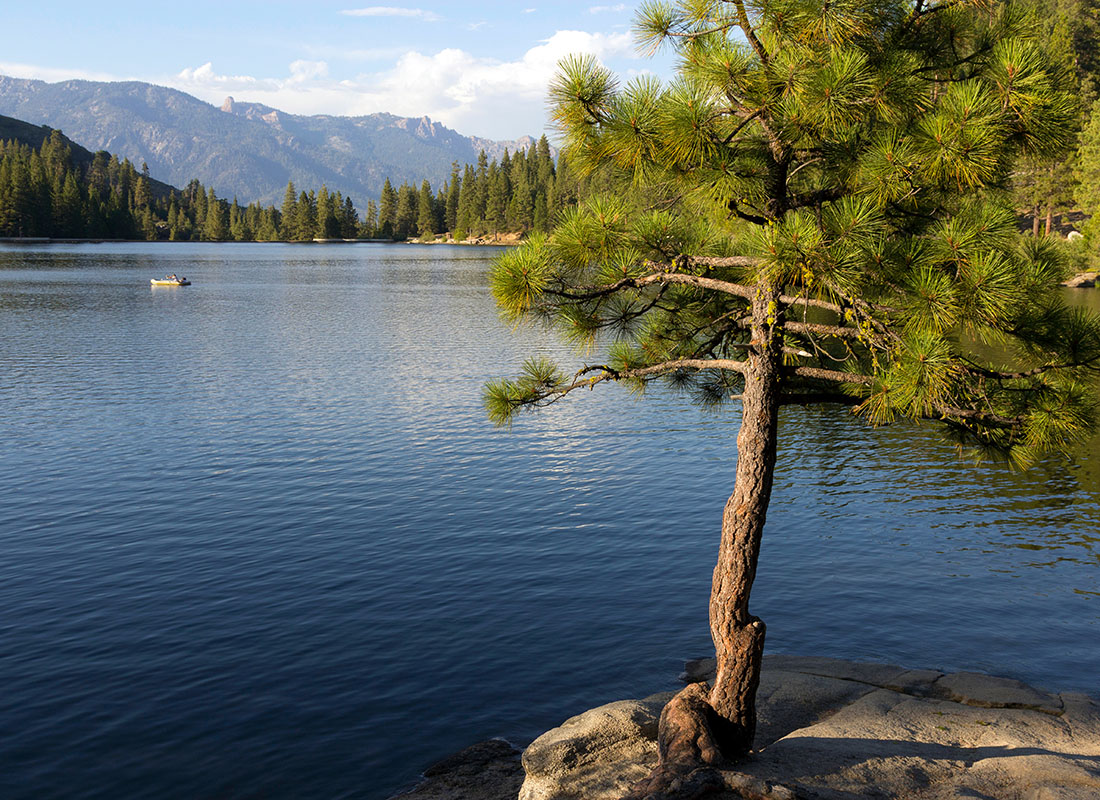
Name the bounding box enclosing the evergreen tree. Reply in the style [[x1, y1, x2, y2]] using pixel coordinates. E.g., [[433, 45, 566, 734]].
[[445, 162, 461, 233], [257, 206, 280, 241], [474, 150, 489, 222], [506, 152, 534, 232], [316, 185, 337, 239], [485, 161, 506, 232], [295, 190, 317, 240], [202, 187, 227, 241], [281, 181, 297, 239], [363, 199, 378, 238], [487, 0, 1100, 785], [455, 164, 477, 238], [378, 178, 398, 238], [394, 183, 417, 239], [417, 179, 436, 238], [340, 195, 359, 238]]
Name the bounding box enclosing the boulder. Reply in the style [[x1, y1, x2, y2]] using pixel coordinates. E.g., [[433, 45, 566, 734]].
[[389, 739, 524, 800], [519, 693, 674, 800], [520, 658, 1100, 800]]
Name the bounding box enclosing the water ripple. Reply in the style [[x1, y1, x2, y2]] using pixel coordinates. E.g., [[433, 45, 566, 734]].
[[0, 243, 1097, 800]]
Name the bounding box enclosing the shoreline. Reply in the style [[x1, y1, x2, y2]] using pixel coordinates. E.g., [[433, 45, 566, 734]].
[[0, 235, 523, 246], [391, 654, 1100, 800]]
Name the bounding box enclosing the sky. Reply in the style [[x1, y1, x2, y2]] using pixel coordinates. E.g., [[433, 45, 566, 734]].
[[1, 1, 675, 141]]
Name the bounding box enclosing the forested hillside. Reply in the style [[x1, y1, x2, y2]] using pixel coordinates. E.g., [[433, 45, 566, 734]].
[[0, 124, 358, 241]]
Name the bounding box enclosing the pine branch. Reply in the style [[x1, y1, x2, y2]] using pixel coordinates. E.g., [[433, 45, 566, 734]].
[[788, 366, 874, 385], [727, 0, 770, 66], [782, 320, 864, 340], [541, 358, 750, 403], [961, 356, 1100, 381]]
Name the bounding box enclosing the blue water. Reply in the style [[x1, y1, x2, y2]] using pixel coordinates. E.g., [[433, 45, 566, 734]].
[[0, 242, 1097, 800]]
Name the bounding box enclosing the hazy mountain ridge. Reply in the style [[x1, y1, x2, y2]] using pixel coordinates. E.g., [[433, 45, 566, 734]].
[[0, 75, 541, 207]]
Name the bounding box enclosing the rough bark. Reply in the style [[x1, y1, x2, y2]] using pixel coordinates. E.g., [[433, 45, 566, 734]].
[[623, 687, 798, 800], [707, 285, 782, 758], [624, 287, 784, 799]]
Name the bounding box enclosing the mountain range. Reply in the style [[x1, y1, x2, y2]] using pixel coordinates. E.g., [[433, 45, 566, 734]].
[[0, 75, 540, 207]]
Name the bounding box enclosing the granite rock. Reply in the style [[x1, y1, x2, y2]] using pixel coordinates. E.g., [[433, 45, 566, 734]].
[[1062, 271, 1098, 288], [389, 739, 524, 800], [520, 658, 1100, 800], [519, 692, 675, 800]]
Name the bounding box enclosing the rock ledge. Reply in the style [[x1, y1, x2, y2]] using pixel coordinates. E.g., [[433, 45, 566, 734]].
[[522, 655, 1100, 800]]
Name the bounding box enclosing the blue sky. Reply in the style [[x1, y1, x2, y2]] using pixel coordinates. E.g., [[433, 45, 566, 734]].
[[2, 1, 673, 140]]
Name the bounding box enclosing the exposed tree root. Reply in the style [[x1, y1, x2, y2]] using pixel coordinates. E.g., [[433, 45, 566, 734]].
[[622, 683, 798, 800]]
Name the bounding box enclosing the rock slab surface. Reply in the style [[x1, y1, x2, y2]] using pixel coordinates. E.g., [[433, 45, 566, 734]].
[[1063, 271, 1099, 288], [521, 656, 1100, 800]]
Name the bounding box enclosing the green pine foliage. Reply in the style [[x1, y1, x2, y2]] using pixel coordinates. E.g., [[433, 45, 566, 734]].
[[487, 0, 1100, 467]]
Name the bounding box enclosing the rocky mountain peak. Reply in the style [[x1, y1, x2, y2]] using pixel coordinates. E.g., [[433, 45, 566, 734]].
[[0, 74, 549, 207]]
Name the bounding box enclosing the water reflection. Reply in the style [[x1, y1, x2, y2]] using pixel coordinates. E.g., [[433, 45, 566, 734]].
[[0, 243, 1096, 800]]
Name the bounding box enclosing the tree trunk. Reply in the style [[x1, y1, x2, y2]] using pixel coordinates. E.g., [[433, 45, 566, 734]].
[[707, 286, 783, 758], [625, 289, 784, 799], [1032, 206, 1040, 237]]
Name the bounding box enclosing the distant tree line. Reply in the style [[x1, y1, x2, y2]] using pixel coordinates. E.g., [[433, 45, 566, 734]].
[[0, 129, 615, 243], [0, 132, 165, 239], [0, 131, 362, 241], [363, 135, 615, 241], [1012, 0, 1100, 242]]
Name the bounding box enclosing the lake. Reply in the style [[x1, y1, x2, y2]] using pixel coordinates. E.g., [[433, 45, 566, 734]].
[[0, 242, 1097, 800]]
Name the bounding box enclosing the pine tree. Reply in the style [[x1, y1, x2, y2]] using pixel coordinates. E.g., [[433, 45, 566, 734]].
[[445, 162, 461, 233], [474, 150, 489, 222], [394, 183, 417, 240], [506, 153, 534, 232], [202, 187, 227, 241], [281, 181, 297, 239], [316, 185, 337, 239], [487, 0, 1100, 787], [418, 179, 436, 239], [340, 195, 359, 238], [378, 178, 398, 238], [485, 161, 505, 232], [363, 199, 379, 237]]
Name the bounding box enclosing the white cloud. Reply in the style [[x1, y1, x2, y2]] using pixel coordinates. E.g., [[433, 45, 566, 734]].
[[164, 30, 636, 138], [287, 60, 329, 83], [4, 29, 642, 140], [340, 6, 442, 21], [176, 62, 266, 90], [0, 61, 123, 83], [589, 4, 628, 13]]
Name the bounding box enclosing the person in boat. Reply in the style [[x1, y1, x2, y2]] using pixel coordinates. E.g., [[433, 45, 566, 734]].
[[166, 273, 177, 281]]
